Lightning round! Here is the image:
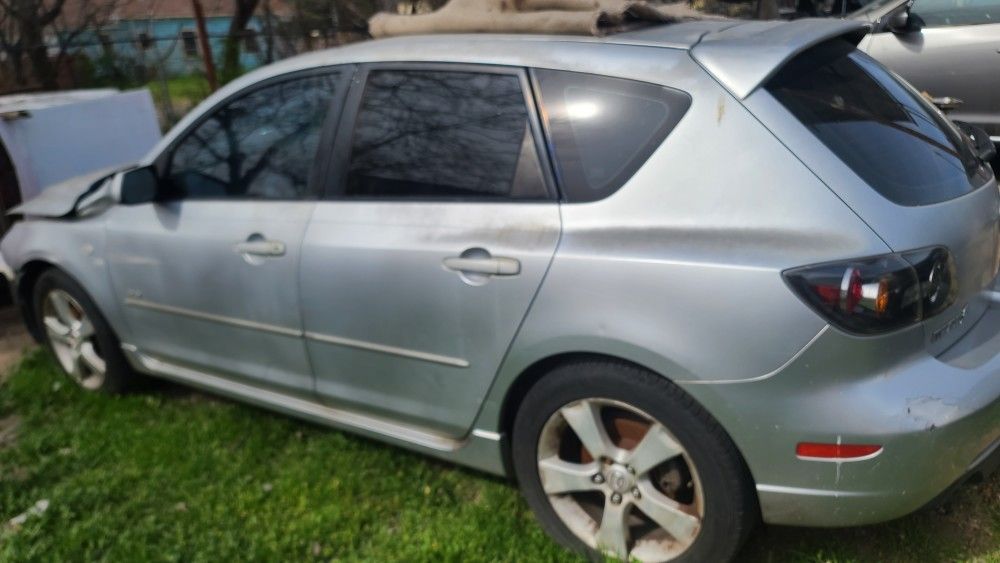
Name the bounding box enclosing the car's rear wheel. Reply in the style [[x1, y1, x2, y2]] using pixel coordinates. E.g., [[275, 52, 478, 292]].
[[512, 360, 758, 562], [33, 269, 137, 393]]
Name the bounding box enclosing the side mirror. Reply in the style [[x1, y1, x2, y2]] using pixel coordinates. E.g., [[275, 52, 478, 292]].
[[955, 121, 998, 163], [119, 166, 160, 205], [884, 4, 921, 33]]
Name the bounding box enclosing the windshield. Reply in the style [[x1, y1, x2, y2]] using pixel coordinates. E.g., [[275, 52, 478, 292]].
[[767, 41, 991, 206]]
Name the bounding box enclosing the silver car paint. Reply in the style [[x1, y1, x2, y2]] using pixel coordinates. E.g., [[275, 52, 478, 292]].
[[2, 22, 999, 528], [689, 18, 868, 98], [301, 200, 561, 437], [105, 200, 318, 396]]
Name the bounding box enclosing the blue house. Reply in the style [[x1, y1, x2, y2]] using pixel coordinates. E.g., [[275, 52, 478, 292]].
[[72, 0, 293, 77]]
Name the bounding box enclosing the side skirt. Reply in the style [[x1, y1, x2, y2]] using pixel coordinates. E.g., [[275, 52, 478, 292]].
[[122, 343, 461, 450]]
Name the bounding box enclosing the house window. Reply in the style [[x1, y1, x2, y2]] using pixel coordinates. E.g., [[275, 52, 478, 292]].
[[97, 32, 114, 52], [136, 32, 153, 50], [181, 30, 198, 57], [243, 29, 259, 53]]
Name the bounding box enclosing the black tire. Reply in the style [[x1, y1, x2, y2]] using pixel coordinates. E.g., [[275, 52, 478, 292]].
[[32, 268, 138, 394], [511, 360, 759, 562]]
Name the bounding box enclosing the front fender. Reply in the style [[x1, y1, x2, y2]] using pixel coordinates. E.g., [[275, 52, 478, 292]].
[[0, 217, 126, 343]]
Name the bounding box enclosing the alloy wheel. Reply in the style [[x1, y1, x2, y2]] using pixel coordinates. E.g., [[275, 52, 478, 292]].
[[537, 398, 704, 562], [42, 289, 107, 390]]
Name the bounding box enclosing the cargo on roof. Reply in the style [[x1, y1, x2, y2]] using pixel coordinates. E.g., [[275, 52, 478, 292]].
[[362, 0, 870, 98], [367, 0, 716, 38]]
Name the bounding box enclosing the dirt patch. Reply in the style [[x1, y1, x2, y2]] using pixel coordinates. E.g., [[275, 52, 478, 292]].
[[0, 306, 34, 384], [0, 413, 20, 448]]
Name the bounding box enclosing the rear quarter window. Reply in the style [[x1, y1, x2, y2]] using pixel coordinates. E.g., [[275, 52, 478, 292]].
[[532, 69, 691, 203], [766, 41, 992, 206]]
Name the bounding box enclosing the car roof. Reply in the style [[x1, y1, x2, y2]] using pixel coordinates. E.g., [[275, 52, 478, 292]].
[[258, 18, 866, 99]]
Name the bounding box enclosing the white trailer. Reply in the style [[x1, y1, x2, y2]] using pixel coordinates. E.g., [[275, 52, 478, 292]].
[[0, 89, 162, 231]]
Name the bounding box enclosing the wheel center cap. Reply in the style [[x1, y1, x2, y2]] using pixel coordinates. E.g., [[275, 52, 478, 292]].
[[607, 466, 634, 494]]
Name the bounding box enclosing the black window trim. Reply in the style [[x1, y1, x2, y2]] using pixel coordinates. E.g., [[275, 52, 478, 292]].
[[153, 65, 355, 203], [322, 61, 559, 203]]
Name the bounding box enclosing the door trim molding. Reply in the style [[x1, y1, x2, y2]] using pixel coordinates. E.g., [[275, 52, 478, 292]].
[[304, 331, 470, 368], [124, 297, 470, 368], [124, 296, 303, 337]]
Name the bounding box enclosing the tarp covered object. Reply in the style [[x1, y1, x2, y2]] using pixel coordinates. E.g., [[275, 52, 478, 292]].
[[369, 0, 717, 38]]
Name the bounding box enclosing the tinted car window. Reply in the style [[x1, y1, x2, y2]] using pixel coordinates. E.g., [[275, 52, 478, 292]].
[[343, 69, 547, 200], [912, 0, 1000, 26], [167, 72, 339, 200], [533, 69, 691, 203], [768, 42, 990, 206]]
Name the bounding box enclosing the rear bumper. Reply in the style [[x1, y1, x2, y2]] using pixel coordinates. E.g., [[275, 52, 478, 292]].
[[681, 306, 1000, 527]]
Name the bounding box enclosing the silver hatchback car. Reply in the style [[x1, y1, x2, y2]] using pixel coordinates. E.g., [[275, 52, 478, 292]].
[[1, 18, 999, 563]]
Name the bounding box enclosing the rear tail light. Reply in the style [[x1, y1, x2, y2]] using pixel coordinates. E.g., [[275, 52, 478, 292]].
[[784, 247, 956, 335]]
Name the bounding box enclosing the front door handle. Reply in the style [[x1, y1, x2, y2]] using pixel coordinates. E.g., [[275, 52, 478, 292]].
[[234, 238, 286, 257], [443, 256, 521, 276]]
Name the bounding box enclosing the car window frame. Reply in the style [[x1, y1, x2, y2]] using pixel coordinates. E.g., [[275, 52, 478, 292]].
[[322, 62, 559, 203], [153, 65, 355, 203]]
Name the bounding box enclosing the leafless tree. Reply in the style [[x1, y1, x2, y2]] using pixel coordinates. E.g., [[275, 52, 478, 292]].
[[0, 5, 28, 88], [51, 0, 130, 87], [0, 0, 128, 91], [221, 0, 261, 82], [0, 0, 69, 89]]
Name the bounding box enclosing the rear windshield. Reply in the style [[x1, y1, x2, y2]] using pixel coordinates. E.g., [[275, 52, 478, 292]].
[[767, 41, 990, 206]]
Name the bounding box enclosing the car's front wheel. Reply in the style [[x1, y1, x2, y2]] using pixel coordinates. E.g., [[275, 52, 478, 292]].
[[33, 269, 137, 393], [512, 360, 758, 562]]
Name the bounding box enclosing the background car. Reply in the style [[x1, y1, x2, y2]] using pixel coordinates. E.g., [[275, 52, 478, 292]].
[[852, 0, 1000, 154]]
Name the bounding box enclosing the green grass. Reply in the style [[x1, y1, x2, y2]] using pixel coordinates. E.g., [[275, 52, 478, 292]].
[[144, 75, 213, 128], [1, 350, 997, 561], [148, 74, 212, 106]]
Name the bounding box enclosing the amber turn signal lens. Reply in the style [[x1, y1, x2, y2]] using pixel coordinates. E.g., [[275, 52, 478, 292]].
[[874, 278, 890, 316]]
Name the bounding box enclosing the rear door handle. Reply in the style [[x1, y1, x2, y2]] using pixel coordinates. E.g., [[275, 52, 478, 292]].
[[234, 239, 286, 257], [443, 256, 521, 276]]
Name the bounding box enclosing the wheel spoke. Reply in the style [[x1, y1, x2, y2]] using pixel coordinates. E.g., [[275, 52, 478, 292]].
[[77, 317, 95, 339], [538, 457, 602, 495], [635, 481, 701, 544], [67, 349, 85, 381], [560, 400, 618, 461], [43, 316, 72, 342], [48, 291, 77, 326], [595, 496, 630, 559], [79, 342, 106, 375], [628, 422, 683, 476]]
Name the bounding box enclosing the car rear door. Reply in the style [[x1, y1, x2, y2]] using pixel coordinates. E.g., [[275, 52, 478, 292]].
[[862, 0, 1000, 137], [105, 69, 351, 396], [299, 63, 560, 437]]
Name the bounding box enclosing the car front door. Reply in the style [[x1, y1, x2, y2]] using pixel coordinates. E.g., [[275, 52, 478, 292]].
[[106, 69, 350, 396], [863, 0, 1000, 137], [299, 64, 561, 437]]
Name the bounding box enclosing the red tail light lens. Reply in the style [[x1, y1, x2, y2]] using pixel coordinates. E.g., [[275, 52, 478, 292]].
[[784, 247, 956, 335], [796, 443, 882, 460]]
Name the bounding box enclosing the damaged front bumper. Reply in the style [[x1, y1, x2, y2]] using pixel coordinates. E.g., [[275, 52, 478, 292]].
[[0, 251, 14, 304]]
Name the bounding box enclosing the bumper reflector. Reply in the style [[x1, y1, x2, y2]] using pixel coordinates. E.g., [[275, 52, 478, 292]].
[[796, 443, 882, 460]]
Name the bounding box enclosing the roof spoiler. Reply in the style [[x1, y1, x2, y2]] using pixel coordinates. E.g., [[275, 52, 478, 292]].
[[690, 19, 870, 99]]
